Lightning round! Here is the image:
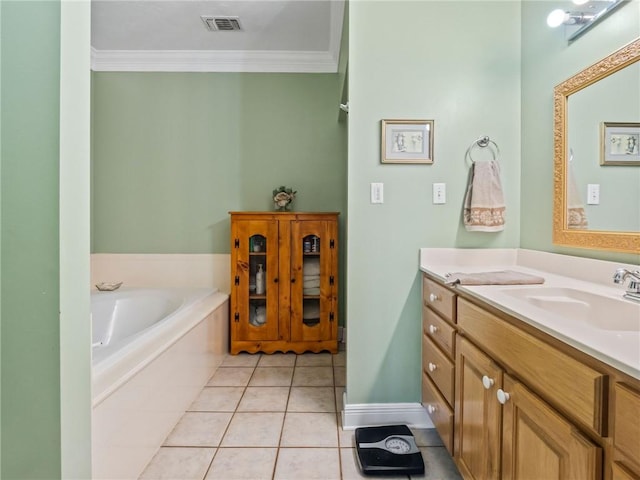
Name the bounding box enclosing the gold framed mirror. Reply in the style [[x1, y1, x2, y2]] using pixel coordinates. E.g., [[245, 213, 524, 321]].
[[553, 38, 640, 254]]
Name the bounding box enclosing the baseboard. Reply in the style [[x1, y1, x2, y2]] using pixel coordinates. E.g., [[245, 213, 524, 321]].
[[341, 393, 434, 430]]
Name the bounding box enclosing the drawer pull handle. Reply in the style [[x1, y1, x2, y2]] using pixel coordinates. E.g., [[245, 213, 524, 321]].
[[497, 389, 510, 404], [428, 324, 438, 334], [427, 404, 437, 414], [429, 293, 439, 302], [482, 375, 494, 390], [428, 362, 437, 372]]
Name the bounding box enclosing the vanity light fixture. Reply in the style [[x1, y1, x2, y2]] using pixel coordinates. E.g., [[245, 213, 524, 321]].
[[546, 0, 627, 42]]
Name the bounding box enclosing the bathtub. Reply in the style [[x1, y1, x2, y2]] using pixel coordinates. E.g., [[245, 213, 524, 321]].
[[91, 287, 229, 479]]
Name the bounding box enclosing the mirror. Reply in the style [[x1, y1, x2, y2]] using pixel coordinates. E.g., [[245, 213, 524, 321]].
[[553, 38, 640, 253]]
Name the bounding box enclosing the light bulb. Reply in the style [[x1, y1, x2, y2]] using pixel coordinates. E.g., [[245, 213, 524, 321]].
[[572, 0, 589, 5], [547, 9, 568, 28]]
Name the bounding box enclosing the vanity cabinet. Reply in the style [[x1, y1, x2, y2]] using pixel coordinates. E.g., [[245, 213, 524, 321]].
[[421, 277, 457, 454], [613, 383, 640, 479], [229, 212, 339, 354]]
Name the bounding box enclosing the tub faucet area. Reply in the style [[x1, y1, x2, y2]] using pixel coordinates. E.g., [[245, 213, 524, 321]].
[[613, 268, 640, 302]]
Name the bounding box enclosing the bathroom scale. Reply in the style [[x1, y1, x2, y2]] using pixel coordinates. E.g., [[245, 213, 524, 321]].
[[355, 425, 424, 476]]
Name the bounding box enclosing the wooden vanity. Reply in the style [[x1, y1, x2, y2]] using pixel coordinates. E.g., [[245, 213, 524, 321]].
[[421, 274, 640, 480]]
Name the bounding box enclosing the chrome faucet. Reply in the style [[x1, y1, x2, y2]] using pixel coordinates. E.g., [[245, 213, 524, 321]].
[[613, 268, 640, 302]]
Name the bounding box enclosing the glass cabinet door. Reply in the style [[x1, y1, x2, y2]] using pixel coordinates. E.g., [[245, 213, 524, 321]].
[[290, 220, 337, 342], [233, 220, 279, 341]]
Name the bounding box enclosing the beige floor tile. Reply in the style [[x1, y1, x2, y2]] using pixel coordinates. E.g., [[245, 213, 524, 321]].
[[292, 366, 334, 386], [333, 366, 346, 387], [207, 367, 254, 387], [296, 352, 333, 366], [333, 350, 346, 367], [340, 447, 409, 480], [163, 412, 232, 447], [287, 387, 336, 412], [220, 412, 284, 447], [248, 367, 294, 386], [280, 412, 338, 447], [221, 353, 261, 367], [410, 428, 444, 447], [237, 386, 290, 412], [139, 447, 215, 480], [410, 447, 462, 479], [189, 387, 245, 412], [335, 386, 345, 412], [274, 448, 340, 480], [258, 353, 297, 367], [205, 448, 277, 480], [338, 416, 355, 448]]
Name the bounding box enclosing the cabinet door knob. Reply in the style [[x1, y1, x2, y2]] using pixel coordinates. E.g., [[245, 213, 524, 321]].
[[428, 324, 438, 334], [482, 375, 494, 390], [497, 389, 510, 404], [427, 404, 437, 414], [428, 362, 437, 372], [290, 277, 294, 283], [429, 293, 439, 302], [274, 278, 279, 283]]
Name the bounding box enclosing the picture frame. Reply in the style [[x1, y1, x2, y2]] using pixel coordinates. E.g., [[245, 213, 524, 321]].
[[600, 122, 640, 165], [381, 119, 434, 164]]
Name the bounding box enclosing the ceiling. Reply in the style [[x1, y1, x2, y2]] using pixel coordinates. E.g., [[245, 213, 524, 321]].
[[91, 0, 345, 73]]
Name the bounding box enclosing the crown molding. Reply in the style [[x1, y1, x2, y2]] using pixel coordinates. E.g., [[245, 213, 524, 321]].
[[91, 47, 339, 73]]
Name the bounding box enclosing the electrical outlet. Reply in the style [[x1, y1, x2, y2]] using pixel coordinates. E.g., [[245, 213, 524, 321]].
[[371, 183, 384, 204], [587, 184, 600, 205], [433, 183, 446, 204]]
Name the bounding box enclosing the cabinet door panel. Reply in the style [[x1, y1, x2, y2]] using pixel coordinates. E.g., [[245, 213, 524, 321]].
[[232, 220, 280, 341], [455, 337, 502, 480], [501, 374, 602, 480], [290, 220, 337, 342]]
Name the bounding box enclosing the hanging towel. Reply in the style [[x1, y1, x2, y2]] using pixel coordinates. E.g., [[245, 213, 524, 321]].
[[463, 160, 505, 232], [567, 159, 588, 229]]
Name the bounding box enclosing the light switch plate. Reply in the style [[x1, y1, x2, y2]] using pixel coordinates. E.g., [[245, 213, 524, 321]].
[[433, 183, 446, 204], [371, 183, 384, 204], [587, 184, 600, 205]]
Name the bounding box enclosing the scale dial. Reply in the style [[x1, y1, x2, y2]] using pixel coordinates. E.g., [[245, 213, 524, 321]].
[[384, 436, 412, 454]]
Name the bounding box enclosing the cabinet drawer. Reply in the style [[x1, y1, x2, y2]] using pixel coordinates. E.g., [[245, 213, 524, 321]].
[[422, 335, 455, 406], [458, 298, 607, 435], [423, 277, 456, 323], [422, 372, 454, 455], [423, 306, 456, 358], [614, 383, 640, 464]]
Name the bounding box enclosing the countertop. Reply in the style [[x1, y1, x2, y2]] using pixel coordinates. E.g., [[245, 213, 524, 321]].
[[419, 248, 640, 380]]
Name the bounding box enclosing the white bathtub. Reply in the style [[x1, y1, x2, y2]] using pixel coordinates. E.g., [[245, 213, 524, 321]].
[[91, 287, 229, 479]]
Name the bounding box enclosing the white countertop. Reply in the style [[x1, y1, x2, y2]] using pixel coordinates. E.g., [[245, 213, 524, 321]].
[[419, 248, 640, 380]]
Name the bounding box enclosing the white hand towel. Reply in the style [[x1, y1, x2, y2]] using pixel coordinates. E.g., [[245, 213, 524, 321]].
[[463, 160, 505, 232], [303, 278, 320, 288]]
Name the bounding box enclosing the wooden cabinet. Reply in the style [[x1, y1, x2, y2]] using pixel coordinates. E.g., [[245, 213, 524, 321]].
[[421, 277, 457, 454], [230, 212, 339, 354], [420, 273, 628, 480]]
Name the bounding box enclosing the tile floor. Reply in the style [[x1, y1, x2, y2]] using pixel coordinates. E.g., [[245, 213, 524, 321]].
[[139, 350, 462, 480]]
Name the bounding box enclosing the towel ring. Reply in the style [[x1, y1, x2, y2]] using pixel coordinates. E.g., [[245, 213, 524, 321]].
[[466, 135, 500, 165]]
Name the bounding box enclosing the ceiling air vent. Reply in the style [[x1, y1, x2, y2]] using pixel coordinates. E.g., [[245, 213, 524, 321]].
[[201, 16, 242, 32]]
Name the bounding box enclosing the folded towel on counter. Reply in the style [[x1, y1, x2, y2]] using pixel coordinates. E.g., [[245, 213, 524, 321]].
[[444, 270, 545, 286], [303, 258, 320, 276], [463, 160, 505, 232]]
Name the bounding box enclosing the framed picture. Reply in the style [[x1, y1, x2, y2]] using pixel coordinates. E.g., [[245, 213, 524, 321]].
[[381, 119, 434, 164], [600, 122, 640, 165]]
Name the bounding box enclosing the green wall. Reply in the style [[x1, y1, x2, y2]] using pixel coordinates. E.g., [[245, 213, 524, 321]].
[[521, 0, 640, 264], [346, 1, 521, 404], [91, 73, 347, 254], [1, 1, 62, 478]]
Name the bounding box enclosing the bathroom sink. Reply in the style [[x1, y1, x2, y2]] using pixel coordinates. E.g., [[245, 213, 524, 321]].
[[500, 287, 640, 332]]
